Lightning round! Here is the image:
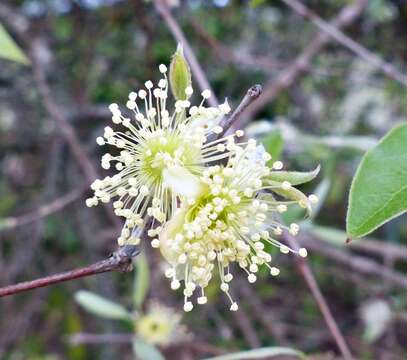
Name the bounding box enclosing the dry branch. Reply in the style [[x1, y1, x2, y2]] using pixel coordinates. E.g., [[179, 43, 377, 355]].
[[218, 84, 263, 136], [284, 233, 354, 360], [281, 0, 407, 87], [0, 245, 139, 297], [0, 188, 84, 232]]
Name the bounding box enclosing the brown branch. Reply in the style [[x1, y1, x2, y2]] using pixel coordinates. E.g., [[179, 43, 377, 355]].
[[0, 187, 84, 232], [153, 0, 219, 107], [281, 0, 407, 87], [236, 0, 367, 128], [0, 245, 139, 298], [219, 84, 262, 136], [284, 233, 354, 360]]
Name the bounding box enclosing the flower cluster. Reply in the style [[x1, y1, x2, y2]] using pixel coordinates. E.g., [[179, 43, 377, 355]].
[[87, 49, 319, 311], [159, 142, 318, 311], [136, 302, 188, 346], [86, 63, 243, 246]]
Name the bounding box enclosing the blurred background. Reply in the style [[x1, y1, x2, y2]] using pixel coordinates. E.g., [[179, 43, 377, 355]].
[[1, 0, 407, 359]]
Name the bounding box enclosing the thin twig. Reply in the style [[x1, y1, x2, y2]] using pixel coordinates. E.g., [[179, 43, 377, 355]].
[[236, 0, 367, 128], [0, 187, 84, 232], [69, 333, 134, 345], [284, 233, 354, 360], [0, 245, 140, 298], [31, 50, 98, 183], [281, 0, 407, 87], [218, 84, 262, 136], [153, 0, 219, 107], [300, 234, 407, 289], [189, 17, 285, 71]]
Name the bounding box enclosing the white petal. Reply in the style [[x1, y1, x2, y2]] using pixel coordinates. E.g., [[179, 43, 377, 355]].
[[163, 166, 206, 199]]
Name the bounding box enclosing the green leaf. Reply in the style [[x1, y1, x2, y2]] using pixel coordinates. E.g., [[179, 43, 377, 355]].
[[268, 165, 320, 185], [346, 123, 407, 238], [0, 24, 30, 65], [75, 290, 132, 321], [203, 347, 304, 360], [133, 253, 150, 309], [133, 338, 165, 360], [261, 129, 284, 161], [169, 44, 191, 100]]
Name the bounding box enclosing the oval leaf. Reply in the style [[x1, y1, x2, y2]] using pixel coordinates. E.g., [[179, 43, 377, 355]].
[[346, 123, 407, 238], [268, 165, 320, 185], [75, 290, 132, 321], [203, 347, 304, 360], [169, 44, 191, 100], [0, 24, 29, 65]]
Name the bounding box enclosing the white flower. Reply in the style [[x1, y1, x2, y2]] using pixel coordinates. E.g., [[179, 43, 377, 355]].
[[135, 302, 189, 346], [160, 144, 316, 311], [87, 64, 239, 245]]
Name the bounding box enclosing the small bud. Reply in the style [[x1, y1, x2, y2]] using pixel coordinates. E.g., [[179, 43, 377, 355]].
[[169, 44, 192, 100]]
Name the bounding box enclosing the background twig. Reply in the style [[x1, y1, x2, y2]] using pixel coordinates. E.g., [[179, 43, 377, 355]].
[[154, 0, 219, 107]]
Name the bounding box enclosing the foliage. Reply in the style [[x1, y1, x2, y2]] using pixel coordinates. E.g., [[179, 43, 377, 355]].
[[347, 123, 407, 237], [75, 290, 132, 321]]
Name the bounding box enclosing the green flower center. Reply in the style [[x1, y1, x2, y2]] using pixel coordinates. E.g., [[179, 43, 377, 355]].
[[139, 130, 201, 183]]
